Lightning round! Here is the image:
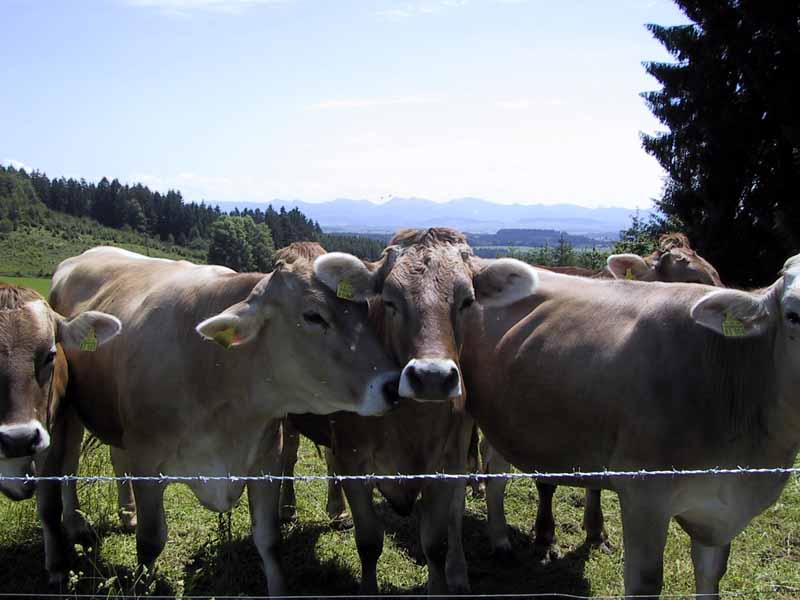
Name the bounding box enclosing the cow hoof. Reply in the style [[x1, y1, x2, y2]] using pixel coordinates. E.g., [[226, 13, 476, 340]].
[[279, 509, 298, 525], [449, 581, 472, 594], [64, 513, 96, 548], [492, 544, 519, 566], [118, 509, 137, 533], [328, 512, 353, 531], [533, 544, 561, 565], [47, 570, 68, 588], [589, 538, 614, 554]]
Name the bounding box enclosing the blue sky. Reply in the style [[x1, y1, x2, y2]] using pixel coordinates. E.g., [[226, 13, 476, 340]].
[[1, 0, 690, 208]]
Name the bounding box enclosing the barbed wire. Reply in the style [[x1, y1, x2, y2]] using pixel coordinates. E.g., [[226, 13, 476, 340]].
[[0, 590, 795, 599], [2, 465, 800, 484]]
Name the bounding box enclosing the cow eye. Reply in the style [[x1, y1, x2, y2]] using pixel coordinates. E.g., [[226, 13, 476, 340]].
[[460, 297, 475, 311], [37, 348, 57, 370], [786, 311, 800, 326], [384, 300, 398, 312], [303, 311, 329, 328]]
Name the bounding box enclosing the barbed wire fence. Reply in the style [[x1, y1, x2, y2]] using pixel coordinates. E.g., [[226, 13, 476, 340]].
[[2, 466, 800, 599]]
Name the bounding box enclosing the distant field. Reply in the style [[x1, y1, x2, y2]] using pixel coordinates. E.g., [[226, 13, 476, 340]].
[[0, 275, 51, 297]]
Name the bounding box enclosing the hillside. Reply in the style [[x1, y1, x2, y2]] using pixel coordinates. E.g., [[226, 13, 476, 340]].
[[0, 168, 206, 276]]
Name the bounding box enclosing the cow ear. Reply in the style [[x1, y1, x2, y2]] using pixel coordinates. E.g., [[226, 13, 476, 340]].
[[473, 258, 539, 308], [58, 311, 122, 351], [606, 254, 652, 280], [690, 289, 771, 338], [313, 252, 379, 302], [196, 300, 267, 349]]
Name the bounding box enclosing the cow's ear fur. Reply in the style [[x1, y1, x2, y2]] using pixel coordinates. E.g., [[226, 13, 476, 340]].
[[473, 258, 539, 308], [606, 254, 652, 280], [58, 311, 122, 350], [690, 289, 771, 338], [196, 301, 266, 349], [313, 252, 377, 302]]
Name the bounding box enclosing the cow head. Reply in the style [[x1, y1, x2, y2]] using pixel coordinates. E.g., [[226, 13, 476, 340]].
[[196, 257, 401, 417], [607, 233, 723, 286], [0, 285, 121, 500], [313, 228, 538, 408], [690, 253, 800, 355]]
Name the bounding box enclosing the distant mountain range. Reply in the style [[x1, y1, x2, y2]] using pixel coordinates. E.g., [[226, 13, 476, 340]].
[[214, 197, 651, 237]]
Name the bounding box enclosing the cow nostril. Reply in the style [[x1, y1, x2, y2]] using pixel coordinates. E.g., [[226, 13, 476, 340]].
[[444, 367, 459, 390], [29, 428, 41, 452]]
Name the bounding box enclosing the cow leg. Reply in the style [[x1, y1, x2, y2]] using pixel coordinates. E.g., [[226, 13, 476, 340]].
[[619, 493, 670, 598], [58, 413, 93, 547], [443, 417, 472, 593], [38, 406, 85, 585], [324, 448, 351, 529], [483, 442, 513, 559], [419, 480, 457, 594], [132, 479, 168, 580], [466, 423, 483, 497], [445, 478, 470, 593], [247, 477, 286, 596], [248, 422, 287, 596], [533, 482, 560, 563], [690, 539, 730, 597], [583, 488, 610, 550], [279, 418, 300, 524], [342, 478, 383, 594], [110, 446, 137, 532]]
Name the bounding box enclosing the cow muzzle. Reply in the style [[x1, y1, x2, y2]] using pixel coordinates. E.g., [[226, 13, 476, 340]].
[[0, 456, 38, 501], [358, 371, 402, 416], [398, 358, 462, 403], [0, 420, 50, 459]]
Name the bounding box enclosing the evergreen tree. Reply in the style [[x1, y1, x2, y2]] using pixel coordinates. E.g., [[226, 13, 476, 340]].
[[642, 1, 800, 286]]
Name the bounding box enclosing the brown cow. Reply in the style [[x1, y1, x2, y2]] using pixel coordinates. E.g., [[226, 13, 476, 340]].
[[607, 232, 723, 285], [482, 233, 724, 560], [40, 246, 401, 593], [462, 256, 800, 597], [0, 284, 120, 501], [98, 242, 354, 533], [308, 228, 539, 594]]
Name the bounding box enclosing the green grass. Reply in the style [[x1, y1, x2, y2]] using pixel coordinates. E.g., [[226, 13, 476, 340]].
[[1, 440, 799, 598], [0, 222, 205, 278], [0, 275, 51, 297]]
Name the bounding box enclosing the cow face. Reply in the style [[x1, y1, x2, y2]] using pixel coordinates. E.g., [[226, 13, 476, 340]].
[[313, 228, 538, 408], [196, 259, 400, 417], [607, 248, 722, 286], [0, 286, 121, 500], [690, 253, 800, 355]]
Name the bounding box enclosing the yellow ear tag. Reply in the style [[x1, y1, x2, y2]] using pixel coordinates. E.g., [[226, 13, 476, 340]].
[[722, 312, 746, 338], [79, 327, 98, 352], [625, 267, 636, 280], [336, 279, 355, 300], [213, 327, 238, 349]]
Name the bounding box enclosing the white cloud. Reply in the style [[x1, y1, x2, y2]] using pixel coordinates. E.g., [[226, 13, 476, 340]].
[[2, 158, 29, 171], [308, 96, 443, 110], [377, 0, 468, 19], [126, 0, 291, 16]]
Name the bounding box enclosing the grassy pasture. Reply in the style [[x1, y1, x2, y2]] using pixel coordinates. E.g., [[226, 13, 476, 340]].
[[0, 438, 799, 598], [0, 275, 51, 297]]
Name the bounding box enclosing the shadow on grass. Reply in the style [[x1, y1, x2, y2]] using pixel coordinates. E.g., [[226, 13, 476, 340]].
[[372, 495, 594, 597], [183, 519, 361, 597], [0, 522, 175, 598]]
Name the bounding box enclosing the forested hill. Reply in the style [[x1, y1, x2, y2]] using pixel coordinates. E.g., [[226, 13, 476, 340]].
[[0, 165, 385, 277]]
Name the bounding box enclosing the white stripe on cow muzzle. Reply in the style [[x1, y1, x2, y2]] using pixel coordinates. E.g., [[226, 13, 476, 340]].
[[398, 358, 462, 403]]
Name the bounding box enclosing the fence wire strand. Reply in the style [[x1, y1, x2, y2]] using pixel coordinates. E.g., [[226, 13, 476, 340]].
[[3, 465, 800, 485]]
